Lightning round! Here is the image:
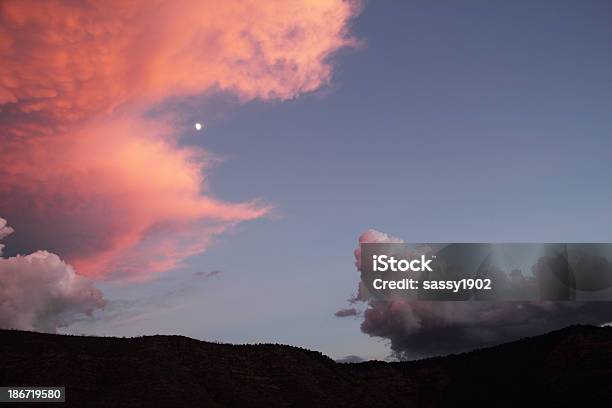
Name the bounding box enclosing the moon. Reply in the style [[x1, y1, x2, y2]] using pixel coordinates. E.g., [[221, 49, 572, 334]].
[[195, 122, 203, 131]]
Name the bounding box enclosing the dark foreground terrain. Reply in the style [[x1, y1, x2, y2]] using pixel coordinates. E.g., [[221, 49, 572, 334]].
[[1, 325, 611, 407]]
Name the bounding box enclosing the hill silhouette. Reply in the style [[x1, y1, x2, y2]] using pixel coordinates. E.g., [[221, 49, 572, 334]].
[[1, 325, 611, 407]]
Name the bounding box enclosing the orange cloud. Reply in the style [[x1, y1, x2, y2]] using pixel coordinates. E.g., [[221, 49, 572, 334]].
[[0, 0, 360, 279], [1, 115, 269, 278], [0, 0, 359, 125]]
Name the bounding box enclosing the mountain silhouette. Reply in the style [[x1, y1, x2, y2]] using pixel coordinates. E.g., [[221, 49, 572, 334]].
[[1, 325, 610, 407]]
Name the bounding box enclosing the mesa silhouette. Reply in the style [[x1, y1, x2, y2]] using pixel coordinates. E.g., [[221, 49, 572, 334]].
[[1, 325, 611, 407]]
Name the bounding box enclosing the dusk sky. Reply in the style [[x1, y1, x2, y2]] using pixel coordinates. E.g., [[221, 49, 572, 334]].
[[2, 0, 612, 361]]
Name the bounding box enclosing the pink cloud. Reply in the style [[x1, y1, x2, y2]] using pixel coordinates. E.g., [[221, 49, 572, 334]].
[[1, 115, 269, 278], [0, 0, 360, 279], [0, 0, 360, 127]]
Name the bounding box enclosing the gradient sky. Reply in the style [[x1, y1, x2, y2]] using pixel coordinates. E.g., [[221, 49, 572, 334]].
[[3, 1, 612, 360]]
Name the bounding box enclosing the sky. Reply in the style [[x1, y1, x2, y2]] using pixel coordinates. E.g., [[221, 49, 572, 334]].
[[2, 0, 612, 361]]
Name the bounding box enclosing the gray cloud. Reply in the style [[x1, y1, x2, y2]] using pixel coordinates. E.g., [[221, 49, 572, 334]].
[[340, 229, 612, 360], [335, 355, 365, 363], [195, 270, 223, 279], [334, 307, 359, 317], [0, 217, 105, 332]]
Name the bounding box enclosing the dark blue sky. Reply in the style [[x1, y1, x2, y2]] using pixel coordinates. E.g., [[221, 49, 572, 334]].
[[74, 1, 612, 359]]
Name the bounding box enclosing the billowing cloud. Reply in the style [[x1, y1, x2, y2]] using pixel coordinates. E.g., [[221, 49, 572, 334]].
[[0, 0, 360, 279], [0, 115, 268, 279], [0, 218, 105, 332], [339, 229, 612, 359], [0, 0, 359, 130]]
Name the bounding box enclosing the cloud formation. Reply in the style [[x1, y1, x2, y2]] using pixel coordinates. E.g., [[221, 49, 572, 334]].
[[0, 0, 360, 279], [0, 0, 359, 128], [1, 116, 268, 279], [0, 218, 105, 332], [338, 229, 612, 359]]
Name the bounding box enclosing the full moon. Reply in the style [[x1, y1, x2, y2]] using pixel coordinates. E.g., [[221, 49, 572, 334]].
[[195, 122, 203, 131]]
